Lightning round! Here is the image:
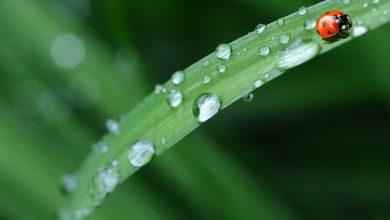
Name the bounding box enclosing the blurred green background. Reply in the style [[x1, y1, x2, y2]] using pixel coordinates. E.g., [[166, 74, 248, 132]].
[[1, 0, 390, 219]]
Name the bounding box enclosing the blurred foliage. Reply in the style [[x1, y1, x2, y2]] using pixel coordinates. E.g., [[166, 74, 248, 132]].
[[0, 0, 389, 219]]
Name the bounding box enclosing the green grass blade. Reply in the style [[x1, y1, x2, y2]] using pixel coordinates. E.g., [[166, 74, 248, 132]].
[[63, 0, 390, 218]]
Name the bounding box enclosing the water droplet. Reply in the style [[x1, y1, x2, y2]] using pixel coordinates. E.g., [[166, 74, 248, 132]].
[[75, 207, 92, 219], [193, 93, 221, 123], [254, 80, 264, 88], [154, 84, 166, 94], [278, 40, 320, 70], [50, 33, 85, 69], [278, 18, 284, 26], [218, 65, 226, 73], [304, 19, 316, 30], [298, 7, 307, 15], [161, 138, 166, 145], [352, 26, 368, 37], [215, 44, 232, 60], [259, 46, 270, 56], [372, 0, 380, 3], [203, 75, 211, 84], [128, 140, 155, 167], [171, 71, 185, 85], [203, 60, 210, 67], [255, 24, 266, 34], [279, 34, 290, 44], [106, 119, 120, 134], [60, 173, 77, 194], [243, 93, 254, 102], [343, 0, 350, 4], [89, 168, 119, 203], [363, 2, 368, 7], [92, 142, 109, 154], [111, 159, 118, 167], [167, 90, 183, 107]]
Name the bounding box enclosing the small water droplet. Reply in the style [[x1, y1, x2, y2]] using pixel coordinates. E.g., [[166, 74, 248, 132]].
[[255, 23, 266, 34], [154, 84, 166, 94], [161, 138, 166, 145], [243, 93, 254, 102], [171, 71, 185, 85], [343, 0, 350, 4], [242, 48, 247, 52], [215, 44, 232, 60], [254, 80, 264, 88], [89, 168, 119, 203], [278, 40, 320, 70], [106, 119, 120, 134], [167, 90, 183, 107], [128, 140, 155, 167], [218, 65, 226, 73], [304, 19, 316, 30], [75, 208, 92, 219], [111, 159, 118, 167], [203, 60, 210, 67], [279, 34, 290, 44], [193, 93, 221, 123], [60, 173, 77, 194], [92, 142, 109, 154], [363, 2, 368, 7], [277, 18, 284, 26], [259, 46, 270, 56], [203, 75, 211, 84], [352, 26, 368, 37], [298, 7, 307, 15], [372, 0, 380, 3]]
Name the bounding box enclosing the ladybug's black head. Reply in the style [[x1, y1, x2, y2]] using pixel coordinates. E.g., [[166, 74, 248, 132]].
[[338, 14, 353, 32]]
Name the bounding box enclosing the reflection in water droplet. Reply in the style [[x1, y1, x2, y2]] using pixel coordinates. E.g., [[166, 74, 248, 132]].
[[218, 65, 226, 73], [106, 119, 120, 134], [193, 93, 221, 123], [128, 140, 155, 167], [352, 26, 368, 37], [255, 24, 266, 34], [50, 33, 85, 69], [259, 46, 270, 56], [298, 7, 307, 15], [215, 44, 232, 60], [243, 93, 254, 102], [60, 173, 77, 195], [278, 40, 320, 70], [171, 71, 185, 85], [167, 90, 183, 107]]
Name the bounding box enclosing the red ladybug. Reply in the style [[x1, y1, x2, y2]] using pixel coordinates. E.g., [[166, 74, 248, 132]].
[[316, 10, 352, 40]]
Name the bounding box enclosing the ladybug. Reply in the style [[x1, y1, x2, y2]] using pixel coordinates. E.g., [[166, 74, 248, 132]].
[[316, 10, 352, 41]]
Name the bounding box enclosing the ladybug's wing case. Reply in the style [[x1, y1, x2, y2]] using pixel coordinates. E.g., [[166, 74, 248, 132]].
[[316, 13, 341, 38]]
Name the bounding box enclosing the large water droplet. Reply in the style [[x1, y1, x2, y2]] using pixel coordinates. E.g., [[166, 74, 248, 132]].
[[167, 90, 183, 107], [193, 93, 221, 123], [259, 46, 270, 56], [89, 168, 119, 203], [215, 44, 232, 60], [128, 140, 155, 167], [278, 40, 320, 70], [279, 34, 290, 44], [171, 71, 185, 85], [243, 93, 254, 102], [304, 19, 316, 30], [218, 65, 226, 73], [106, 119, 119, 134], [352, 26, 368, 37], [298, 7, 307, 15], [255, 24, 266, 34], [60, 173, 77, 195]]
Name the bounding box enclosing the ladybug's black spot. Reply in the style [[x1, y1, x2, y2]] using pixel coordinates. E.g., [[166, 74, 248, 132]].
[[322, 21, 326, 27], [328, 31, 332, 35], [326, 11, 330, 14]]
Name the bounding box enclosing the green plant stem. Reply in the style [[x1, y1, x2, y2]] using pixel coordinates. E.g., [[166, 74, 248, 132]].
[[63, 0, 390, 218]]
